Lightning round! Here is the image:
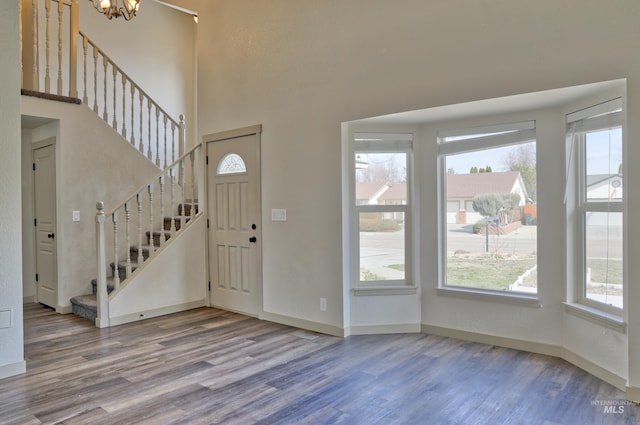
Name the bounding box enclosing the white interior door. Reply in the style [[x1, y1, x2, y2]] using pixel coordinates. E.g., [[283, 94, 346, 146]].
[[206, 126, 262, 317], [33, 142, 57, 309]]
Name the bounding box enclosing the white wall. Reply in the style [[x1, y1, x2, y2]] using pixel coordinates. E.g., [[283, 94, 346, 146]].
[[78, 0, 197, 148], [109, 216, 207, 325], [170, 0, 640, 392], [22, 96, 162, 311], [0, 0, 26, 380]]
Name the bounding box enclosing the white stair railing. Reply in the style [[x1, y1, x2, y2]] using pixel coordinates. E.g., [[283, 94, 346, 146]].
[[21, 0, 185, 166], [94, 144, 202, 328], [22, 0, 79, 98], [79, 31, 186, 165]]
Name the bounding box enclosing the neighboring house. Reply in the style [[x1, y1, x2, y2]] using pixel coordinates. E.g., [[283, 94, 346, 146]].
[[586, 174, 623, 226], [356, 181, 392, 205], [356, 181, 406, 222], [587, 174, 623, 201], [445, 171, 528, 224]]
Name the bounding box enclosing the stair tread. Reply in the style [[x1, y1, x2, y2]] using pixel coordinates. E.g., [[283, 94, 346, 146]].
[[111, 260, 140, 268], [70, 294, 97, 308], [147, 229, 172, 235], [90, 276, 117, 287]]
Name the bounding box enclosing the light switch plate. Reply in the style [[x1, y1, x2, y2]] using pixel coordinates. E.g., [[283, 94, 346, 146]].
[[271, 209, 287, 222], [72, 210, 80, 222]]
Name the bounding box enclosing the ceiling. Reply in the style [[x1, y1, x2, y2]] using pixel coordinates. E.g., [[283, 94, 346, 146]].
[[350, 80, 625, 126]]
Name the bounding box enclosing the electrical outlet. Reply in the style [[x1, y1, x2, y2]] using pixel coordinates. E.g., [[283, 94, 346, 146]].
[[320, 298, 327, 312]]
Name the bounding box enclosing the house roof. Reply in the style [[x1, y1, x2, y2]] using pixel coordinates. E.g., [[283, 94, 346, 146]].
[[446, 171, 523, 198], [586, 174, 622, 187], [379, 183, 407, 201], [356, 182, 390, 200]]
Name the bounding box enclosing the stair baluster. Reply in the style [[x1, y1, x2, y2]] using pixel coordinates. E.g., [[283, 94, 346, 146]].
[[129, 84, 136, 145], [92, 45, 98, 113], [155, 108, 160, 166], [102, 55, 108, 121], [44, 0, 51, 93], [30, 0, 39, 91], [163, 115, 168, 169], [56, 0, 63, 95], [82, 37, 88, 104], [170, 167, 176, 237], [147, 99, 152, 161], [148, 184, 155, 256], [112, 211, 120, 291], [111, 64, 118, 130], [136, 192, 143, 266], [159, 175, 165, 247], [121, 73, 127, 138], [180, 159, 186, 231], [125, 201, 132, 278], [138, 91, 144, 153], [190, 151, 196, 220]]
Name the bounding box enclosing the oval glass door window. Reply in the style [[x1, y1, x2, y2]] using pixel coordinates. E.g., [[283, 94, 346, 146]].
[[217, 153, 247, 175]]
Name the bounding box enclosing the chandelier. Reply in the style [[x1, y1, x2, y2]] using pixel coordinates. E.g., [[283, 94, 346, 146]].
[[91, 0, 141, 21]]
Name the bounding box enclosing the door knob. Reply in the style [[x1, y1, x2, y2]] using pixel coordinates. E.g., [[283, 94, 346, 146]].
[[47, 233, 55, 239], [249, 236, 257, 243]]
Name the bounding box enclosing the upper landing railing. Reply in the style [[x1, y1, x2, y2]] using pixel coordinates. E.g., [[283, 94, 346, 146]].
[[21, 0, 185, 166]]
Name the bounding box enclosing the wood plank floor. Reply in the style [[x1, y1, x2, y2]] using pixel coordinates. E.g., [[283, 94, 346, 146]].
[[1, 303, 638, 425]]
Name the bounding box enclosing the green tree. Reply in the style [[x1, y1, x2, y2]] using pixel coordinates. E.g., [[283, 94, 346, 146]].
[[472, 193, 503, 219], [503, 144, 536, 202], [470, 166, 478, 173], [473, 192, 519, 252]]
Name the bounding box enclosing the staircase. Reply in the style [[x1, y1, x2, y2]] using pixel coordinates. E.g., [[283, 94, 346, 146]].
[[71, 202, 198, 322], [23, 0, 205, 327]]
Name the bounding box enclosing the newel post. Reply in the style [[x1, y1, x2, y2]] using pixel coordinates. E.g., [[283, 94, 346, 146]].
[[95, 201, 109, 328]]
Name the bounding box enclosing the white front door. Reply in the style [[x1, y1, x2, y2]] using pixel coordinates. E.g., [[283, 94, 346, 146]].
[[206, 126, 262, 317], [33, 142, 57, 309]]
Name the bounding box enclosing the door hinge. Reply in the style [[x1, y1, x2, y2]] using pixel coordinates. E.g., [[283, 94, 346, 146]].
[[32, 163, 36, 171], [207, 218, 209, 228], [208, 281, 211, 291], [206, 155, 209, 165], [34, 218, 37, 227], [35, 273, 39, 282]]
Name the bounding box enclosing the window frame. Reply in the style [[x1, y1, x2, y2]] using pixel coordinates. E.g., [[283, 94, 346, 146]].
[[437, 121, 539, 298], [351, 133, 414, 292], [566, 98, 624, 316]]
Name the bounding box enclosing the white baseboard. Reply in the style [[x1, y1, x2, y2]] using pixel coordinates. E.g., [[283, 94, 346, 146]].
[[108, 300, 206, 327], [625, 386, 640, 403], [349, 323, 421, 335], [421, 324, 562, 357], [561, 347, 626, 392], [57, 304, 72, 314], [260, 311, 345, 337], [422, 323, 626, 392], [0, 360, 26, 380]]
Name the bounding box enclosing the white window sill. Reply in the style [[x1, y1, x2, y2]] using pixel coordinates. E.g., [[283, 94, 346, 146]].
[[563, 302, 626, 333], [436, 287, 541, 308], [353, 285, 418, 296]]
